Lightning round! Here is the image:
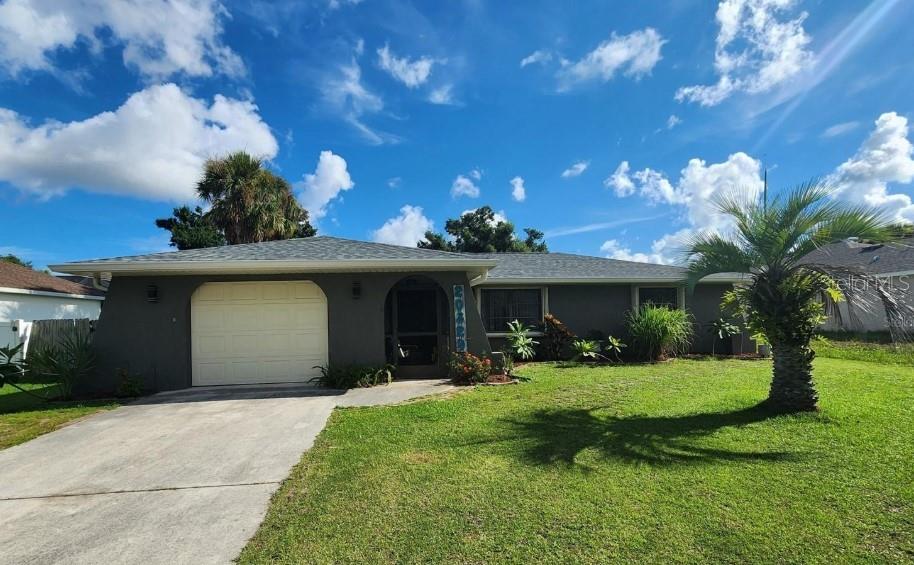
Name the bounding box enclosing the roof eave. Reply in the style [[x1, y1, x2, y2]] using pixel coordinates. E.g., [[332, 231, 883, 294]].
[[49, 259, 498, 277]]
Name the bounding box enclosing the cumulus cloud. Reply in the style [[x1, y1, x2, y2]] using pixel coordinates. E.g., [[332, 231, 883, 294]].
[[372, 205, 433, 246], [600, 236, 686, 265], [0, 83, 277, 201], [667, 114, 682, 129], [377, 43, 437, 88], [557, 28, 665, 91], [462, 208, 508, 226], [510, 176, 526, 202], [828, 112, 914, 223], [562, 160, 589, 178], [0, 0, 243, 80], [676, 0, 813, 106], [297, 150, 355, 220], [605, 153, 764, 263], [520, 49, 552, 68], [451, 174, 480, 198], [821, 121, 860, 138]]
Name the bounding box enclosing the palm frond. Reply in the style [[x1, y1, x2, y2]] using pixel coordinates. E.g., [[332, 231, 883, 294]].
[[685, 233, 754, 290]]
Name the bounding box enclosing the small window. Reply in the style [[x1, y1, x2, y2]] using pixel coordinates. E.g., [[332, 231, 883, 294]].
[[480, 288, 543, 333], [638, 287, 679, 309]]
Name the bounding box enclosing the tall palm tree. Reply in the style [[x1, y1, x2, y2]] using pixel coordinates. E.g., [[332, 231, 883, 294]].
[[197, 151, 315, 244], [686, 181, 911, 413]]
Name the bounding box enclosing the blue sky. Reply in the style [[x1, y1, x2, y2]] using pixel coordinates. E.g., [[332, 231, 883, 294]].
[[1, 0, 913, 269]]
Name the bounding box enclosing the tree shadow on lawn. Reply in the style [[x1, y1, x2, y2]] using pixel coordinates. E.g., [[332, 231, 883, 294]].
[[495, 402, 803, 468]]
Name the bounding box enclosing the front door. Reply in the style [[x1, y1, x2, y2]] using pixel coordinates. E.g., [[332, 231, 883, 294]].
[[386, 281, 449, 378]]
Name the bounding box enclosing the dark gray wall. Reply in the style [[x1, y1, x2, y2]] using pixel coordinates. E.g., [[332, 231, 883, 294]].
[[482, 282, 739, 356], [547, 284, 632, 339], [89, 271, 489, 393]]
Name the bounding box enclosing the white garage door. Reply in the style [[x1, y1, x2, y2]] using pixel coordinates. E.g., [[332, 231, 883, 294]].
[[191, 281, 328, 386]]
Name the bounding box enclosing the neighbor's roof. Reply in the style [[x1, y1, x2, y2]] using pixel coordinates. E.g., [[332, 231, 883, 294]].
[[50, 236, 498, 276], [802, 238, 914, 276], [0, 262, 104, 298]]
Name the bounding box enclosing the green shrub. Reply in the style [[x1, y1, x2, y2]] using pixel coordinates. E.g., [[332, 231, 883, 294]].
[[311, 364, 394, 389], [448, 352, 492, 385], [25, 331, 96, 399], [114, 368, 144, 398], [506, 320, 538, 360], [626, 305, 693, 362], [571, 339, 602, 363]]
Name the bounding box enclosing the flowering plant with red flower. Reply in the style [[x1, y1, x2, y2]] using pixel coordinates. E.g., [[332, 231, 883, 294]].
[[448, 352, 492, 384]]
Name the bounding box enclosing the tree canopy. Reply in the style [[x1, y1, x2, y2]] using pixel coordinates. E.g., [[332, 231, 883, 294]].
[[418, 206, 548, 253], [1, 254, 31, 269], [155, 151, 316, 250]]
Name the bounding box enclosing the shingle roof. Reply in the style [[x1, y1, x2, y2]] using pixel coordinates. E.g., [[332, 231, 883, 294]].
[[63, 236, 491, 265], [475, 252, 689, 282], [802, 238, 914, 275], [0, 262, 103, 296]]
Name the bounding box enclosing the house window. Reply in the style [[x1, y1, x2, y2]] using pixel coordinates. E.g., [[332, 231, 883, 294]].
[[480, 288, 543, 333], [638, 287, 679, 309]]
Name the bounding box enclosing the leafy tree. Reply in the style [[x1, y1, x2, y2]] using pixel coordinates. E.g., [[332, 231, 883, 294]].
[[155, 206, 225, 250], [154, 151, 317, 249], [418, 206, 548, 252], [1, 254, 32, 269], [686, 181, 911, 413]]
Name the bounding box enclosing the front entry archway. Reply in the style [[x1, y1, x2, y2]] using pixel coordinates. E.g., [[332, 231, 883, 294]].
[[384, 276, 450, 378]]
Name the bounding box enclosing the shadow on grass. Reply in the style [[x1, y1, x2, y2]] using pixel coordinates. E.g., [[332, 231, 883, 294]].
[[500, 402, 800, 467]]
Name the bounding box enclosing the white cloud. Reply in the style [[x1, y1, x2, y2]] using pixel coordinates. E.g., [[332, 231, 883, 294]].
[[561, 160, 589, 178], [600, 237, 682, 265], [428, 84, 456, 105], [676, 0, 813, 106], [0, 83, 277, 201], [607, 152, 764, 263], [520, 49, 552, 68], [377, 43, 437, 88], [821, 121, 860, 138], [328, 0, 363, 10], [297, 150, 355, 220], [0, 0, 243, 80], [320, 57, 397, 145], [605, 161, 635, 196], [828, 112, 914, 223], [667, 115, 683, 129], [469, 168, 483, 181], [387, 176, 402, 188], [557, 28, 665, 91], [451, 174, 480, 198], [372, 205, 433, 246], [510, 176, 526, 202]]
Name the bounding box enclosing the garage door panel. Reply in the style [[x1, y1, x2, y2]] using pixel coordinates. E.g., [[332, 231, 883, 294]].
[[192, 281, 328, 386]]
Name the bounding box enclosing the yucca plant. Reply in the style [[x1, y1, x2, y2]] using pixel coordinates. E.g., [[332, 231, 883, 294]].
[[686, 181, 912, 413], [26, 331, 96, 400]]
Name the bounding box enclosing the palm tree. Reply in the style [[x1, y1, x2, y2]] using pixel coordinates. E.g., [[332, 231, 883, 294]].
[[197, 151, 315, 244], [686, 181, 911, 413]]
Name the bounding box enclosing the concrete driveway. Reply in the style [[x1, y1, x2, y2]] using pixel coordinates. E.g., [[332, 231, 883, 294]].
[[0, 380, 453, 565]]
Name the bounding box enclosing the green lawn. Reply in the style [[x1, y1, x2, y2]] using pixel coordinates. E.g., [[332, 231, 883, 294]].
[[0, 384, 119, 450], [813, 336, 914, 365], [241, 358, 914, 564]]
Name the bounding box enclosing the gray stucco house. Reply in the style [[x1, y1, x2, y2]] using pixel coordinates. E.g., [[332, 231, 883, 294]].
[[51, 236, 739, 392]]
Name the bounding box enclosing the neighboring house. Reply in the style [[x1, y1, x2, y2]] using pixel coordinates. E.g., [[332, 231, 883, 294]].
[[803, 237, 914, 332], [0, 261, 105, 351], [51, 236, 740, 393]]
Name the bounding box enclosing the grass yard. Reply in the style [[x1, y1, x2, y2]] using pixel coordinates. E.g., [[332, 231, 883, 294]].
[[813, 335, 914, 365], [241, 358, 914, 564], [0, 384, 118, 450]]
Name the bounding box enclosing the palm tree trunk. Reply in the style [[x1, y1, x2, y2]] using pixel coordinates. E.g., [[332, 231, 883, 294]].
[[768, 343, 818, 412]]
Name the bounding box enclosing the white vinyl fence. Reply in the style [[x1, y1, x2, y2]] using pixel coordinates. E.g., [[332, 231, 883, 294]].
[[1, 320, 32, 361]]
